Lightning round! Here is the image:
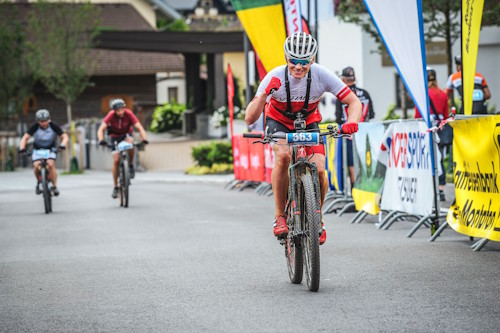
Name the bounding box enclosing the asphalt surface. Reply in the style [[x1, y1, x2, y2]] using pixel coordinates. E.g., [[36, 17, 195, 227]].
[[1, 170, 499, 332]]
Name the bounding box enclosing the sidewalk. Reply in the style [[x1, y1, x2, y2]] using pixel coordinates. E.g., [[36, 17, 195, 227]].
[[0, 169, 235, 192]]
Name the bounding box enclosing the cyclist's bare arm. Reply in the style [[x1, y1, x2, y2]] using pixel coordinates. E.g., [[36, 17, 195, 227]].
[[60, 133, 69, 147], [484, 86, 491, 100], [19, 133, 31, 150], [133, 122, 148, 141], [245, 94, 268, 125], [97, 121, 108, 142], [342, 91, 362, 123]]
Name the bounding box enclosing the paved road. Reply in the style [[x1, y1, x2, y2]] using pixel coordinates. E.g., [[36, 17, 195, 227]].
[[1, 170, 499, 332]]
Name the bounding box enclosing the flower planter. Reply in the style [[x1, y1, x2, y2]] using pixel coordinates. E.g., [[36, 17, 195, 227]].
[[208, 124, 228, 138]]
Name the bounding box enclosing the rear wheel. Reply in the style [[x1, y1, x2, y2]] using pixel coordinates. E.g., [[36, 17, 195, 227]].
[[301, 173, 320, 292], [41, 166, 51, 214], [285, 189, 303, 284]]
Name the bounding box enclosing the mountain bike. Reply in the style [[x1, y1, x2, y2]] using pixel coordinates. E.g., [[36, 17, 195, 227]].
[[108, 140, 146, 208], [29, 148, 55, 214], [244, 120, 349, 291]]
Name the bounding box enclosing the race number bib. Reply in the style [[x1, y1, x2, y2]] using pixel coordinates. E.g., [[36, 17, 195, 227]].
[[472, 89, 484, 101], [286, 132, 319, 146], [33, 149, 50, 159], [117, 141, 133, 151]]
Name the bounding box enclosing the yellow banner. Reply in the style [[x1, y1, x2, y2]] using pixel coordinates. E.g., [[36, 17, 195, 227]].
[[235, 3, 287, 72], [320, 123, 343, 192], [462, 0, 484, 115], [447, 116, 500, 241]]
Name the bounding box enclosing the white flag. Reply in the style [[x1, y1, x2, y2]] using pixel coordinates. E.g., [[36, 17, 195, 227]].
[[363, 0, 431, 127]]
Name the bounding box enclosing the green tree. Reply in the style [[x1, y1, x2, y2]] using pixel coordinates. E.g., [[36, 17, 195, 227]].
[[158, 18, 190, 31], [336, 0, 500, 76], [0, 5, 34, 129], [26, 0, 100, 126]]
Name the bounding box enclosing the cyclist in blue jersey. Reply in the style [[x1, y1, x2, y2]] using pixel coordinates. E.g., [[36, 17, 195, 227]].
[[19, 109, 69, 196]]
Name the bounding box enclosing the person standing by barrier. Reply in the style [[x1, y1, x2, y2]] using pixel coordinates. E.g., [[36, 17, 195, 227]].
[[97, 98, 148, 199], [245, 32, 362, 245], [446, 56, 491, 114], [415, 66, 449, 201], [335, 66, 375, 187]]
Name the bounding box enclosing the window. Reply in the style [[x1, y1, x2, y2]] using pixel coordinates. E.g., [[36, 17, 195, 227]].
[[395, 74, 415, 109], [168, 87, 178, 103]]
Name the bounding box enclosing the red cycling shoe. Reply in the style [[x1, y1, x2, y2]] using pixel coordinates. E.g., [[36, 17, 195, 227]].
[[273, 215, 289, 237], [319, 221, 326, 245]]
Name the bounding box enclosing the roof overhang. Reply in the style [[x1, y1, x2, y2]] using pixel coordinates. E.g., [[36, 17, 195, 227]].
[[96, 31, 245, 53], [147, 0, 182, 20]]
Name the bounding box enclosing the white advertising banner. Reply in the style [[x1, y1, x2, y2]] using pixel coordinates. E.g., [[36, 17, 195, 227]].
[[283, 0, 303, 36], [380, 121, 434, 215], [363, 0, 431, 128]]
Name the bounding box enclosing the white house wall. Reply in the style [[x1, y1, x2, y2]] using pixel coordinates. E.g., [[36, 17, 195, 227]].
[[156, 72, 186, 105], [318, 17, 363, 121]]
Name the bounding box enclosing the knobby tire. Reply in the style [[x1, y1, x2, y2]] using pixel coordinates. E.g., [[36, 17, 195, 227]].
[[41, 166, 51, 214], [285, 190, 303, 284], [301, 173, 320, 292], [121, 160, 130, 208]]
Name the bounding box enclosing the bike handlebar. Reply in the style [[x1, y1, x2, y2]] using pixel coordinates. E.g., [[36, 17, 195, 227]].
[[243, 125, 351, 145], [243, 133, 265, 139]]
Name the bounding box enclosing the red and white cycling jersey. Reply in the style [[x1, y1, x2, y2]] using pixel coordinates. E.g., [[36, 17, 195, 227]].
[[256, 63, 350, 130]]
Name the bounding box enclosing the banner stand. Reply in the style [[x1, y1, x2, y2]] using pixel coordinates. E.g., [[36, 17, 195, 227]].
[[225, 179, 243, 190], [376, 210, 405, 229], [349, 210, 368, 224], [255, 182, 272, 196], [404, 132, 447, 236], [471, 238, 489, 251]]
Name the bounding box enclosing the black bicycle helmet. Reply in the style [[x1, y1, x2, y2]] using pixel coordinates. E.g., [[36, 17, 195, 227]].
[[454, 56, 462, 65]]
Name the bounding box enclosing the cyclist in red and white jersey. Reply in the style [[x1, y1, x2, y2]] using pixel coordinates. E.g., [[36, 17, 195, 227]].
[[245, 32, 362, 245]]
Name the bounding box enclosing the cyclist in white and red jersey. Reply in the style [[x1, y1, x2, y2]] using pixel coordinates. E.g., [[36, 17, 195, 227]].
[[245, 32, 362, 245]]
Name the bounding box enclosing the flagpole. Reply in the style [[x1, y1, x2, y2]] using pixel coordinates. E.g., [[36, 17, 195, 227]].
[[460, 1, 464, 113]]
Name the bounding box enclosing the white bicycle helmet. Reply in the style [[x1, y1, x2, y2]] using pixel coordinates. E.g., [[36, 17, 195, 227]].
[[35, 109, 50, 121], [284, 32, 318, 61], [110, 98, 126, 110]]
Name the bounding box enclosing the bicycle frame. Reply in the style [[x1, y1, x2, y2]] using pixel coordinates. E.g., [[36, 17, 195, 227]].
[[288, 146, 321, 238], [243, 120, 349, 291]]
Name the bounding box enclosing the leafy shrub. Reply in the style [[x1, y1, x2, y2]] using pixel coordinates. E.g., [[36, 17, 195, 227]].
[[383, 103, 401, 120], [149, 101, 185, 132], [191, 141, 233, 167]]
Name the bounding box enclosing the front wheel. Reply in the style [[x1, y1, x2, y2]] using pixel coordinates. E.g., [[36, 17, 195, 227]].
[[120, 160, 130, 208], [285, 191, 303, 284], [41, 166, 51, 214], [301, 173, 320, 292]]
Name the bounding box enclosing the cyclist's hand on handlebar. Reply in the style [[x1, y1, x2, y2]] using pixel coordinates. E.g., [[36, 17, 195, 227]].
[[141, 140, 149, 145], [99, 140, 107, 147], [58, 145, 66, 151], [341, 122, 358, 135], [265, 77, 281, 95], [19, 148, 26, 155]]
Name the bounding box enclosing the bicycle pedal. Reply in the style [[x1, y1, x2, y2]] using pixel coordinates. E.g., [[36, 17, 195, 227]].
[[276, 233, 287, 241]]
